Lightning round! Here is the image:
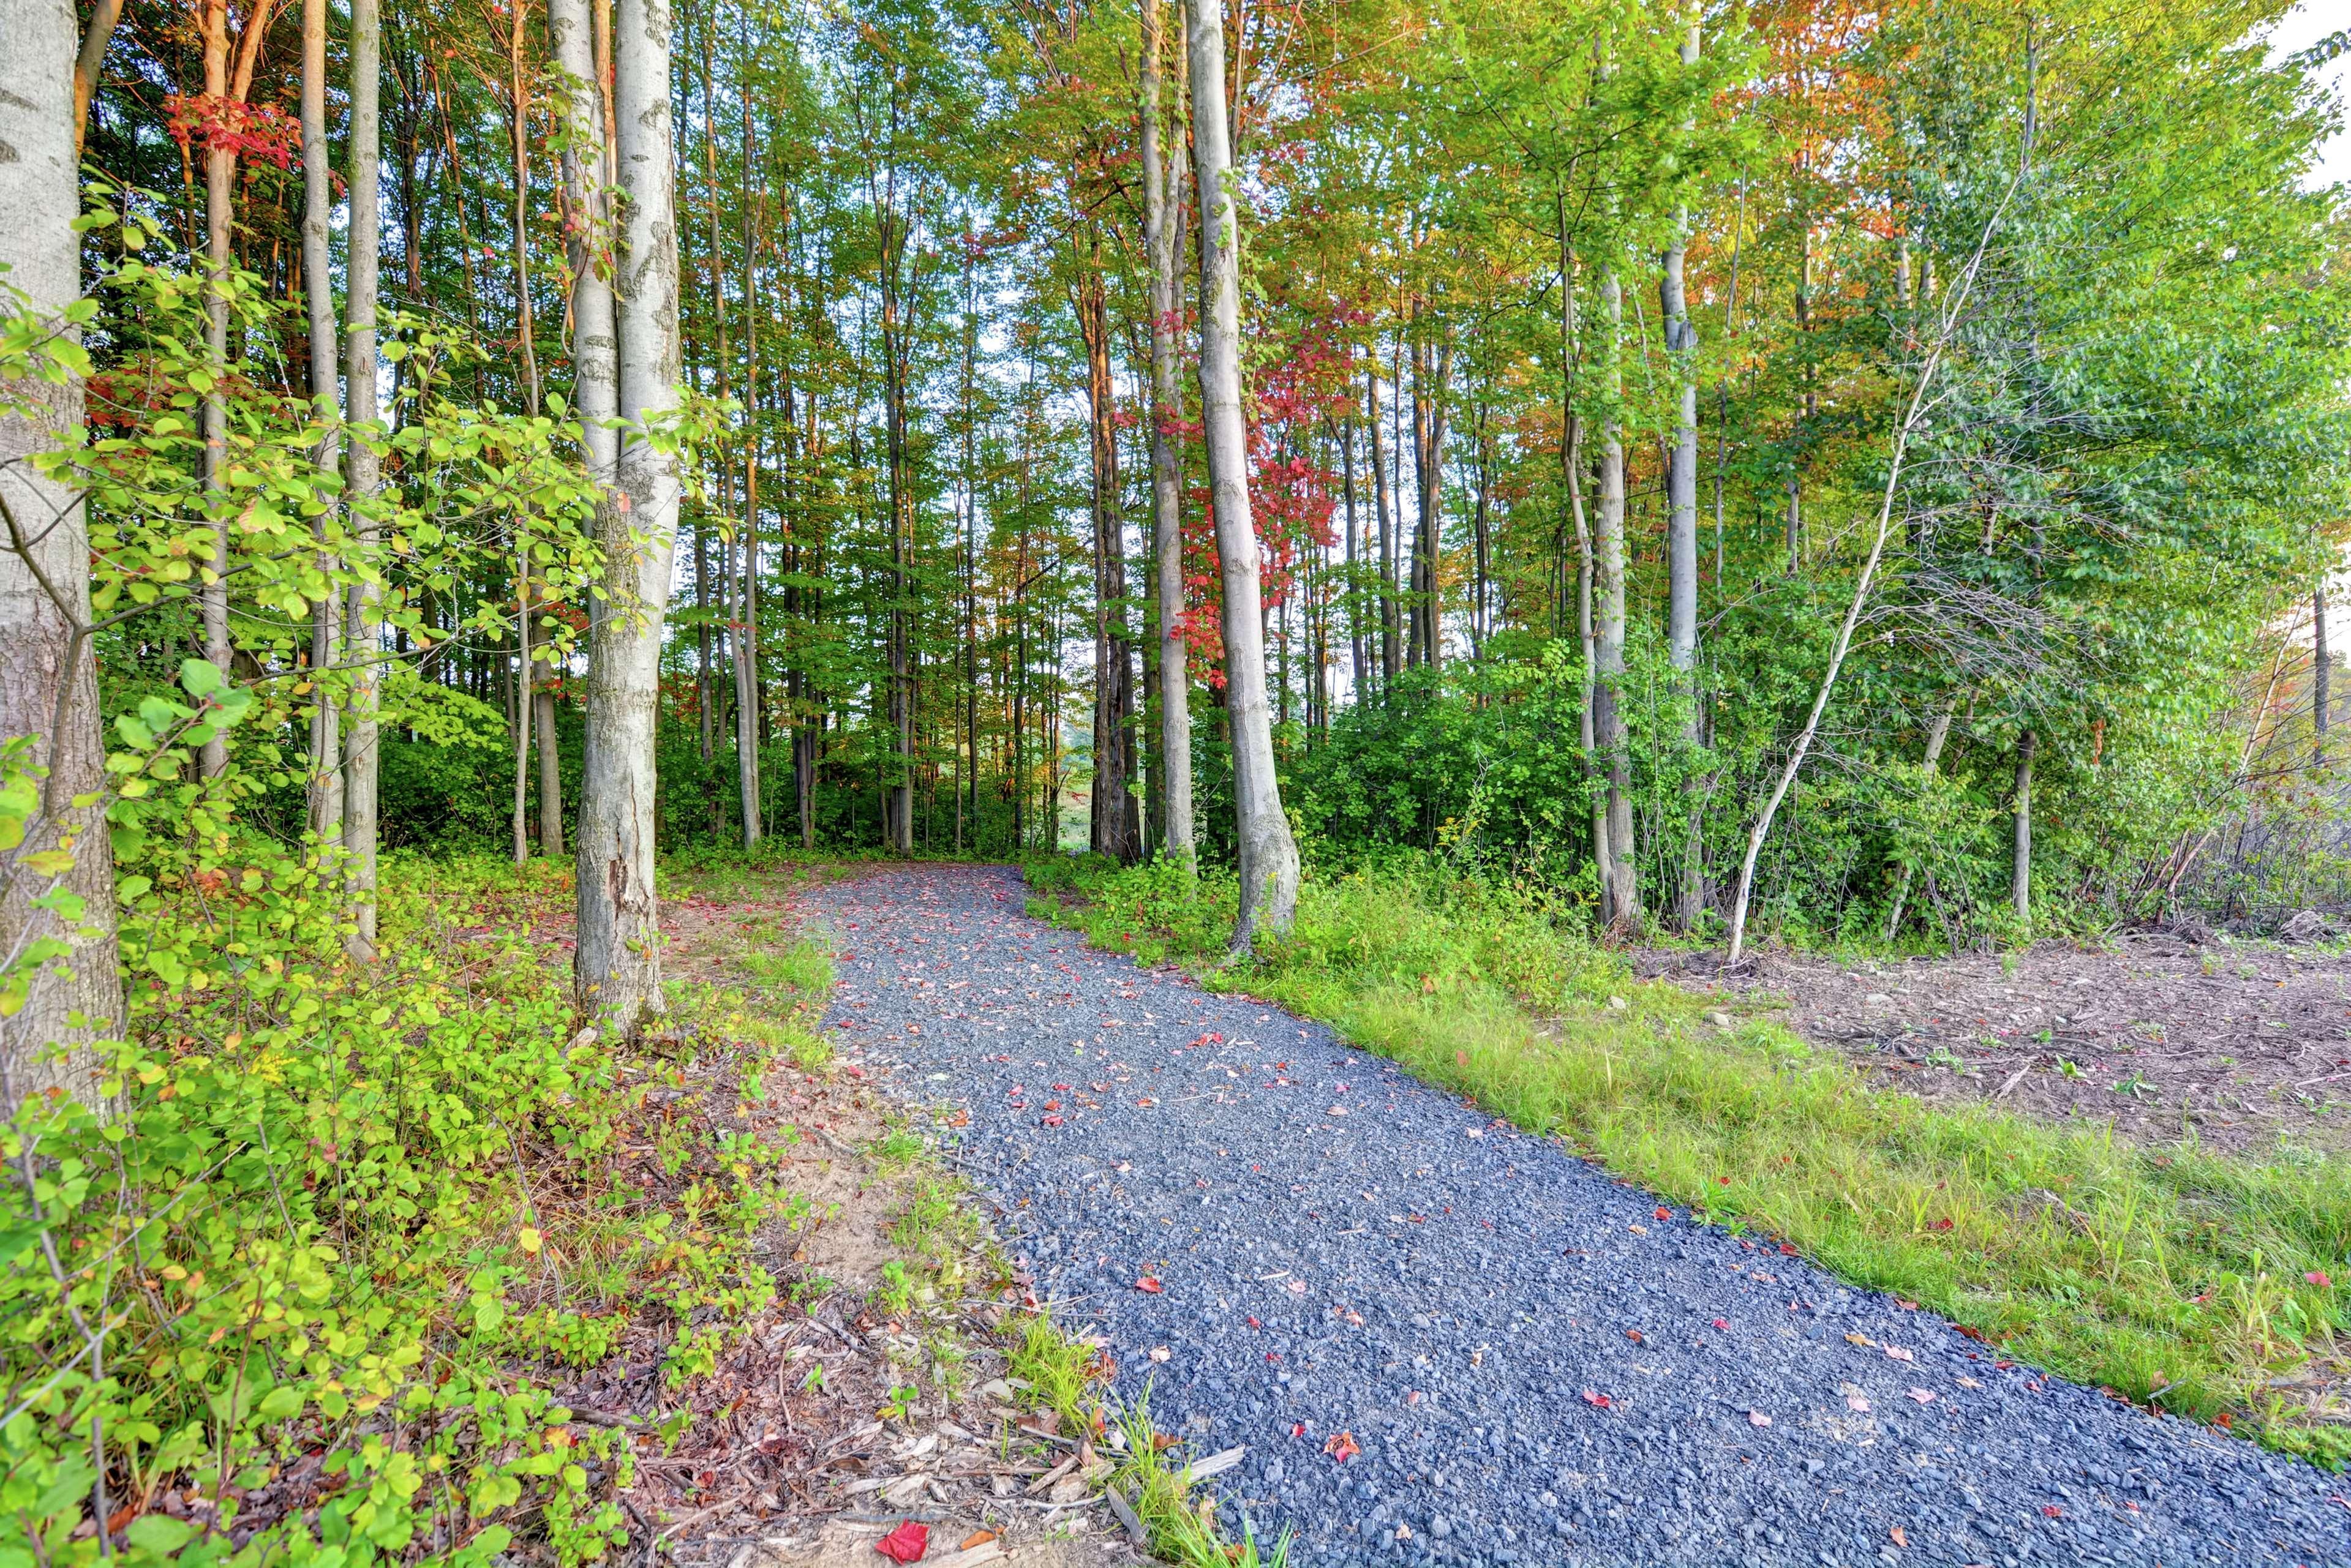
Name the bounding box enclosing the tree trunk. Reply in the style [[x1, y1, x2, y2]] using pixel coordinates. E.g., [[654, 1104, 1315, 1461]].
[[2314, 580, 2329, 771], [536, 675, 563, 854], [1079, 257, 1138, 863], [511, 567, 533, 865], [71, 0, 124, 154], [301, 0, 343, 846], [1368, 361, 1397, 689], [0, 0, 123, 1112], [1409, 330, 1450, 669], [1596, 265, 1638, 926], [1189, 0, 1297, 948], [2012, 729, 2035, 925], [340, 0, 383, 959], [198, 0, 233, 779], [1661, 12, 1702, 930], [575, 0, 679, 1032], [506, 0, 541, 416], [1143, 0, 1194, 867]]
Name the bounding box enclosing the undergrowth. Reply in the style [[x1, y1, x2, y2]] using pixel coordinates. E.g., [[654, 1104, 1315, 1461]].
[[1025, 851, 2351, 1471], [3, 854, 833, 1568]]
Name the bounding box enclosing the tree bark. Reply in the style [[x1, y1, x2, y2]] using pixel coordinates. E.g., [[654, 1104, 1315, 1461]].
[[71, 0, 125, 154], [1079, 256, 1138, 863], [2012, 729, 2035, 925], [1595, 265, 1638, 925], [301, 0, 343, 846], [197, 0, 234, 779], [1143, 0, 1194, 867], [340, 0, 384, 958], [536, 675, 563, 853], [2314, 580, 2330, 771], [575, 0, 679, 1032], [1408, 329, 1450, 669], [1368, 361, 1397, 689], [1189, 0, 1296, 948], [1661, 12, 1702, 931], [0, 0, 124, 1112]]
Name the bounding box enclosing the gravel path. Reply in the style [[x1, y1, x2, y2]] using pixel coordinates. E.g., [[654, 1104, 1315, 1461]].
[[805, 865, 2351, 1568]]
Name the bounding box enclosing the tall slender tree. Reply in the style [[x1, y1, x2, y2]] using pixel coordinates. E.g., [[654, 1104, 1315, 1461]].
[[1142, 0, 1194, 867], [0, 0, 122, 1112], [342, 0, 385, 958], [575, 0, 681, 1032], [1188, 0, 1297, 948]]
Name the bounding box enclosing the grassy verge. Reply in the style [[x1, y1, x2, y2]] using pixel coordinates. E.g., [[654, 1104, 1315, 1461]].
[[1025, 852, 2351, 1469]]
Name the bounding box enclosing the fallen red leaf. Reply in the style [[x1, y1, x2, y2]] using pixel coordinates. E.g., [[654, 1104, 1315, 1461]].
[[1778, 1244, 1798, 1256], [2306, 1270, 2333, 1289], [1135, 1277, 1162, 1293], [1292, 1422, 1307, 1436], [1581, 1389, 1612, 1409], [1715, 1176, 1731, 1185], [1039, 1114, 1064, 1127], [876, 1519, 928, 1562], [2041, 1504, 2063, 1518], [1625, 1329, 1644, 1344], [1324, 1430, 1361, 1463], [1890, 1525, 1909, 1548], [1655, 1206, 1671, 1220], [1712, 1318, 1731, 1330]]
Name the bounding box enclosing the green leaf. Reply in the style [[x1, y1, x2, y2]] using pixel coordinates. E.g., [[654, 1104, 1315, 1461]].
[[126, 1515, 194, 1554], [179, 658, 224, 698]]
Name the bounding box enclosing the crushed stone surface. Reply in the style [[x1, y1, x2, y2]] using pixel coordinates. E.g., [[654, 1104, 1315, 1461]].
[[804, 865, 2351, 1568]]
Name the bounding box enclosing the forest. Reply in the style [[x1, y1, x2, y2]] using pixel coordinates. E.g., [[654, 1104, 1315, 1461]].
[[5, 0, 2351, 1562]]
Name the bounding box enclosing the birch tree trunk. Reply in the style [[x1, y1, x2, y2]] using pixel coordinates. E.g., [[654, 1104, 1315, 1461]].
[[301, 0, 344, 846], [574, 0, 679, 1032], [1079, 257, 1138, 863], [1143, 0, 1194, 868], [340, 0, 384, 959], [0, 0, 123, 1112], [1188, 0, 1297, 949]]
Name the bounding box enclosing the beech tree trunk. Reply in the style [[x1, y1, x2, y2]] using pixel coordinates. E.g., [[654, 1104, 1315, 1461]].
[[0, 0, 123, 1112], [1596, 265, 1639, 925], [1189, 0, 1297, 949], [341, 0, 384, 958], [1662, 9, 1702, 931], [301, 0, 343, 846], [1143, 0, 1194, 867], [574, 0, 680, 1032]]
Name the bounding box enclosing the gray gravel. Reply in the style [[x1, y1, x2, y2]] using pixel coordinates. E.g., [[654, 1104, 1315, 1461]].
[[807, 865, 2351, 1568]]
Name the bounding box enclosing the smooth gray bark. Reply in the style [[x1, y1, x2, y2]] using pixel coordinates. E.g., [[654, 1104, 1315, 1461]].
[[1188, 0, 1297, 950], [2012, 730, 2035, 925], [552, 0, 619, 480], [340, 0, 383, 958], [301, 0, 343, 846], [1662, 13, 1702, 930], [574, 0, 680, 1032], [1595, 266, 1638, 925], [1143, 0, 1193, 868], [0, 0, 123, 1112]]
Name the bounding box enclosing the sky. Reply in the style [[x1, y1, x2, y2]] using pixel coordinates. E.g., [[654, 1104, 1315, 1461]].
[[2269, 1, 2350, 189]]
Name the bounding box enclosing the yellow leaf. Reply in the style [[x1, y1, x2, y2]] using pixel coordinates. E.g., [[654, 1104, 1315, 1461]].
[[517, 1226, 543, 1255]]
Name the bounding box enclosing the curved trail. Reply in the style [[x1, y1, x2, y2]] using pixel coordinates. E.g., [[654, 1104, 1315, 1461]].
[[805, 865, 2350, 1567]]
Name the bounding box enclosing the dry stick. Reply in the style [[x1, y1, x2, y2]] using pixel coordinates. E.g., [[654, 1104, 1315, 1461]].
[[1725, 176, 2024, 966]]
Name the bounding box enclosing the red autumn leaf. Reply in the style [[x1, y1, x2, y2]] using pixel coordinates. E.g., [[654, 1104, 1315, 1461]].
[[876, 1519, 928, 1562], [1292, 1422, 1306, 1437], [1246, 1315, 1261, 1328], [1135, 1277, 1163, 1293], [1580, 1389, 1612, 1409], [1625, 1329, 1644, 1344], [1712, 1318, 1732, 1330], [1040, 1114, 1064, 1127], [1715, 1176, 1731, 1185], [1654, 1207, 1671, 1221], [1890, 1525, 1909, 1548], [2041, 1504, 2063, 1518], [1324, 1430, 1362, 1463], [1778, 1244, 1798, 1256], [2306, 1270, 2333, 1289]]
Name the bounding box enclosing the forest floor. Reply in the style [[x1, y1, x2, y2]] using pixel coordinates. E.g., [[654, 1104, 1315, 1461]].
[[1636, 931, 2351, 1156], [799, 862, 2351, 1568], [533, 864, 1150, 1568]]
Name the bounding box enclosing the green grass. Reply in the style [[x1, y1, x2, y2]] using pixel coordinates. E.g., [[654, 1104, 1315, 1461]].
[[1025, 852, 2351, 1469]]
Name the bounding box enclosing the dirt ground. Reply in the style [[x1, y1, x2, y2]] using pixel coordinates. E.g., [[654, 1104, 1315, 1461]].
[[524, 868, 1144, 1568], [1636, 930, 2351, 1156]]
